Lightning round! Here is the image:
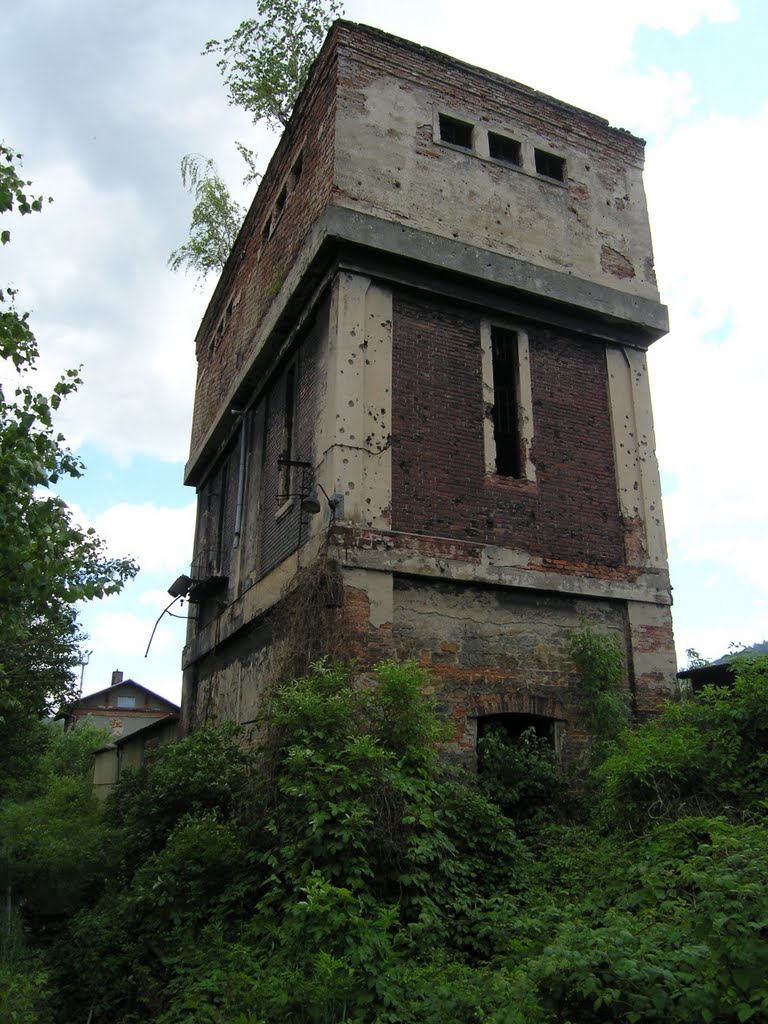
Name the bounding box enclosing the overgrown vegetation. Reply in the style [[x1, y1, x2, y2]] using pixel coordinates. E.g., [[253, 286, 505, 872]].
[[3, 643, 768, 1022]]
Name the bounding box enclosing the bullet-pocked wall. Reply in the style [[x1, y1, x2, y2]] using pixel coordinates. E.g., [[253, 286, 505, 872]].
[[333, 23, 659, 303], [181, 22, 678, 744]]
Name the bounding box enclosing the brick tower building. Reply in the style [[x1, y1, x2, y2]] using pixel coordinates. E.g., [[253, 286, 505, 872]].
[[180, 21, 676, 764]]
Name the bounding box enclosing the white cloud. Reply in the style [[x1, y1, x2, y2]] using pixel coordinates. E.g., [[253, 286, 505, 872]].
[[67, 500, 196, 575], [639, 0, 738, 35]]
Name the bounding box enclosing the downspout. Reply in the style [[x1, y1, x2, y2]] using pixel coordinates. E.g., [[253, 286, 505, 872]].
[[232, 411, 249, 550]]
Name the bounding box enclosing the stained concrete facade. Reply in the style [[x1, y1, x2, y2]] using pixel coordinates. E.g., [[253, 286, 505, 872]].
[[181, 21, 676, 765]]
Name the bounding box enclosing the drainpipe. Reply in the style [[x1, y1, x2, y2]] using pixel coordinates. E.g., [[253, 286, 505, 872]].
[[232, 411, 249, 549]]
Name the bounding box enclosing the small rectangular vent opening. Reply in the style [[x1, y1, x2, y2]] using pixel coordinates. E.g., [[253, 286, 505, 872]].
[[534, 149, 565, 181], [488, 132, 521, 166], [439, 113, 473, 149]]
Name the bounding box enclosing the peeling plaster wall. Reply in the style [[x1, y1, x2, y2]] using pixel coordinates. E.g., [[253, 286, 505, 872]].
[[393, 577, 629, 766], [333, 24, 658, 303], [181, 22, 677, 747]]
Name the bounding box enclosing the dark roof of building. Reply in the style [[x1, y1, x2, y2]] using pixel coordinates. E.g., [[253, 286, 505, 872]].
[[93, 713, 180, 754], [677, 642, 768, 688]]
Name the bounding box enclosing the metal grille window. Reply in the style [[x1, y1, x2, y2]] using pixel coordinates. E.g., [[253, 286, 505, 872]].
[[491, 327, 521, 477], [534, 148, 565, 181], [488, 132, 521, 166], [438, 113, 473, 149]]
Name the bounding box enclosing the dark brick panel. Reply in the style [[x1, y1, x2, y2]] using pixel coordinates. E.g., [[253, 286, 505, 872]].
[[391, 289, 624, 567]]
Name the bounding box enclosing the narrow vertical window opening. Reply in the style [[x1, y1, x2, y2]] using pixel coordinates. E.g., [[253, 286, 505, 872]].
[[275, 185, 287, 218], [491, 328, 521, 477], [289, 152, 303, 189], [279, 363, 297, 500]]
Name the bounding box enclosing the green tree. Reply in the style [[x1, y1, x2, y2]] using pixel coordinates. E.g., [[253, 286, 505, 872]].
[[167, 155, 245, 281], [0, 144, 137, 780], [169, 0, 342, 280], [205, 0, 343, 131]]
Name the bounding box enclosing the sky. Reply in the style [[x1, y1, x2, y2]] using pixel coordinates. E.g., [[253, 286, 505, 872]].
[[3, 0, 766, 703]]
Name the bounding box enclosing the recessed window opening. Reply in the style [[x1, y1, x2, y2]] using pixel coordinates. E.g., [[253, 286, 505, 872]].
[[534, 148, 565, 181], [439, 113, 473, 149], [289, 153, 303, 189], [477, 713, 557, 748], [491, 327, 521, 477], [261, 217, 272, 244], [275, 185, 287, 218], [278, 363, 297, 501], [488, 132, 521, 166], [116, 695, 136, 710]]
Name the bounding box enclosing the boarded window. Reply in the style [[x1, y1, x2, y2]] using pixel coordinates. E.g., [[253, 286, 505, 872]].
[[490, 327, 521, 477]]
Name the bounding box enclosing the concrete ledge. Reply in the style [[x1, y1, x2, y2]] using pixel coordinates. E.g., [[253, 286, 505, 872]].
[[185, 204, 669, 486], [325, 205, 669, 339], [332, 532, 673, 607]]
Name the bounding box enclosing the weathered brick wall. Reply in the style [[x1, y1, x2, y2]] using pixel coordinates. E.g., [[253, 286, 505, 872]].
[[189, 44, 339, 456], [391, 288, 625, 569], [392, 576, 629, 766]]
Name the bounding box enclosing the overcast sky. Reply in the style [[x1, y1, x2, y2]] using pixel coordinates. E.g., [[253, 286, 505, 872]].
[[3, 0, 766, 702]]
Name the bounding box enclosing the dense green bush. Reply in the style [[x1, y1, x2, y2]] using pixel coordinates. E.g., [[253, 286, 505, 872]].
[[594, 653, 768, 829], [4, 653, 768, 1022]]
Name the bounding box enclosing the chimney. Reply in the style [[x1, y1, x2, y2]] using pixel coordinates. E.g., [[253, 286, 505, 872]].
[[111, 670, 123, 686]]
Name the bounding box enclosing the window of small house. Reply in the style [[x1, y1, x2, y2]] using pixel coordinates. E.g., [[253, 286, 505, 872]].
[[438, 113, 473, 150], [116, 695, 136, 710], [488, 132, 522, 166], [534, 148, 565, 181]]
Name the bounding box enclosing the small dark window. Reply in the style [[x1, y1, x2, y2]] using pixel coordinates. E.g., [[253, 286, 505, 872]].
[[488, 132, 521, 166], [261, 217, 272, 244], [534, 149, 565, 181], [289, 153, 303, 189], [439, 113, 473, 149], [490, 327, 521, 477], [275, 185, 287, 218], [477, 713, 557, 747]]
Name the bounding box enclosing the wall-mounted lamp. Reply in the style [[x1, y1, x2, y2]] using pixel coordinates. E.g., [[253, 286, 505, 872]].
[[168, 574, 192, 598], [277, 458, 342, 520], [301, 483, 342, 519]]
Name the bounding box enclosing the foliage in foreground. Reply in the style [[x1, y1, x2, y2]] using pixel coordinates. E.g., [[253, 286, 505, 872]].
[[0, 144, 137, 790], [3, 654, 768, 1023]]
